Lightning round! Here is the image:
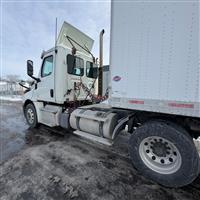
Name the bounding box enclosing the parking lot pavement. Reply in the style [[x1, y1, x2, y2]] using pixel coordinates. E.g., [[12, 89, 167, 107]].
[[0, 101, 28, 163], [0, 101, 200, 200]]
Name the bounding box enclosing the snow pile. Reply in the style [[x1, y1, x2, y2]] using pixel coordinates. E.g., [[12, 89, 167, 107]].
[[0, 95, 22, 102]]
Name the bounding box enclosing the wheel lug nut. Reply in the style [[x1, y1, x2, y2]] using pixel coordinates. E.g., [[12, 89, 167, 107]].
[[152, 156, 156, 160], [160, 159, 165, 164], [146, 150, 150, 153]]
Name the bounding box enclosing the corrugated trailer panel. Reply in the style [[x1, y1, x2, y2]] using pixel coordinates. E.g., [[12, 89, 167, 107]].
[[109, 0, 199, 117]]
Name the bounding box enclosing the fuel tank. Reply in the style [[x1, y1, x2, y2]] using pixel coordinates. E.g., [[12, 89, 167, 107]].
[[69, 108, 118, 139]]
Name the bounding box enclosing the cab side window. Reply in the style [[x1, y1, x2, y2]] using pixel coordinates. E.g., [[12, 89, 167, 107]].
[[41, 56, 53, 77], [67, 54, 84, 76], [86, 61, 98, 79]]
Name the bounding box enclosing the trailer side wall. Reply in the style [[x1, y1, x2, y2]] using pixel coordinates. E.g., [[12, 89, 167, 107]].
[[109, 0, 199, 117]]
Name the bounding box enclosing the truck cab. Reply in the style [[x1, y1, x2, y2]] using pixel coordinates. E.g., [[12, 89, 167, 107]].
[[23, 21, 98, 128]]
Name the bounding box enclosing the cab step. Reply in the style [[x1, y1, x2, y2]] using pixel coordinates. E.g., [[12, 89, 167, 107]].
[[73, 130, 113, 146]]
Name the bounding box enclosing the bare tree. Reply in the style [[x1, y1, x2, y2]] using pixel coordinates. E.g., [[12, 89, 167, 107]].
[[6, 75, 20, 83], [6, 75, 21, 95]]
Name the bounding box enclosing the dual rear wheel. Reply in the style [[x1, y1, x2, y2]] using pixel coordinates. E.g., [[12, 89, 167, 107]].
[[129, 121, 200, 187]]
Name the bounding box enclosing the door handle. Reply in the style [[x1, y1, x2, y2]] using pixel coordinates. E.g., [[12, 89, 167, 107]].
[[50, 89, 54, 98]]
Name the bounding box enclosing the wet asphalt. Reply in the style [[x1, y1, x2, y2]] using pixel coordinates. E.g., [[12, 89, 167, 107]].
[[0, 101, 200, 200]]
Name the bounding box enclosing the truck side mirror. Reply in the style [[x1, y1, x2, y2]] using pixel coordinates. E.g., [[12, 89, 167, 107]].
[[27, 60, 33, 76], [26, 60, 40, 82]]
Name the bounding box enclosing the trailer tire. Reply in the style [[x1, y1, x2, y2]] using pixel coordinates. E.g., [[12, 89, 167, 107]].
[[25, 103, 38, 128], [129, 120, 200, 187]]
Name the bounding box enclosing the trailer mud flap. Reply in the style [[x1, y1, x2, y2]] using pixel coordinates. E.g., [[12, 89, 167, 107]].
[[112, 116, 129, 140]]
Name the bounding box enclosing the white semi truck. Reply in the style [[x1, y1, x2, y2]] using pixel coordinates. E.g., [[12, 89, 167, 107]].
[[23, 1, 200, 187]]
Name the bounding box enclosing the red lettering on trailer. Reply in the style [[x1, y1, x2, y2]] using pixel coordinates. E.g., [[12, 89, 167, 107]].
[[168, 103, 194, 109], [129, 100, 144, 104]]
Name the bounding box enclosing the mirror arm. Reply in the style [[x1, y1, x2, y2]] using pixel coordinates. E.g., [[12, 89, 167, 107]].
[[18, 82, 30, 90], [28, 74, 40, 82]]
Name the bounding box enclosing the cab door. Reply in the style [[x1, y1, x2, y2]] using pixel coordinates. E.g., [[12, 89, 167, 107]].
[[36, 53, 55, 102]]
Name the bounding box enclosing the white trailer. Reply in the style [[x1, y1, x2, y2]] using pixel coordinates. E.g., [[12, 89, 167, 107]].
[[23, 1, 200, 187], [110, 0, 199, 117]]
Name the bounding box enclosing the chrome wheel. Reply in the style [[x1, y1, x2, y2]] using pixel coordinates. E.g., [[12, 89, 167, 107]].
[[27, 108, 34, 124], [139, 136, 182, 174]]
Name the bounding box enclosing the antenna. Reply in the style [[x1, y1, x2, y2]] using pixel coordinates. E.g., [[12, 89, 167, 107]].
[[55, 17, 58, 47]]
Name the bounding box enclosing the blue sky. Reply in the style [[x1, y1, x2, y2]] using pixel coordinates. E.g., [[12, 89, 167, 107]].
[[1, 0, 111, 79]]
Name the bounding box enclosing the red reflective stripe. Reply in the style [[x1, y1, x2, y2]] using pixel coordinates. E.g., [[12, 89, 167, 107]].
[[129, 100, 144, 104], [168, 103, 194, 109]]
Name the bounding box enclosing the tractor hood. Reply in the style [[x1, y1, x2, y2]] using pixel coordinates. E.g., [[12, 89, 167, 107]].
[[57, 21, 94, 55]]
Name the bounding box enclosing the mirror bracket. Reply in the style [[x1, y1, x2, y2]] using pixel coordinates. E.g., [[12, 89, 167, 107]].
[[31, 76, 41, 82]]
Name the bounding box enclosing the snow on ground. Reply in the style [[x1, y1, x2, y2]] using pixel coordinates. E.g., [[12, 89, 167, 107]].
[[0, 81, 7, 85], [0, 95, 22, 102]]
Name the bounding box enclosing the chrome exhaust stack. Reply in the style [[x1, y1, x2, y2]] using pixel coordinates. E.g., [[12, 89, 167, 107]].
[[98, 29, 105, 96]]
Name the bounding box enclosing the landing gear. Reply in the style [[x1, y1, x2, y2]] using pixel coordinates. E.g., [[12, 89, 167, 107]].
[[129, 121, 200, 187]]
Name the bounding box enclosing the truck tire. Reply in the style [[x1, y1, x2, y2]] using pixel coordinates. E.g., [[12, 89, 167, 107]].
[[25, 103, 38, 128], [129, 120, 200, 187]]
